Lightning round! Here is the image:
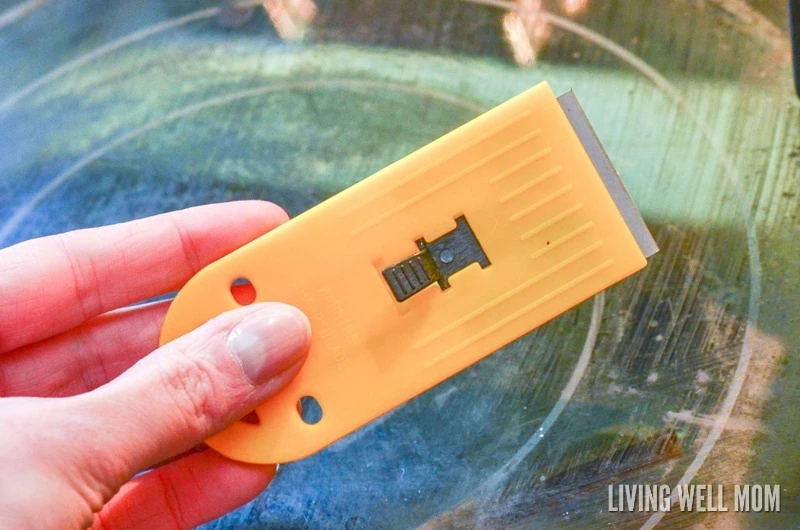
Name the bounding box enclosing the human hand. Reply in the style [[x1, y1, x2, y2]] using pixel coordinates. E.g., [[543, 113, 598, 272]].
[[0, 202, 311, 529]]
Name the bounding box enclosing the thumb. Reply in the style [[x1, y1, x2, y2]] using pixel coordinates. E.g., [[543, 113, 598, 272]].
[[62, 302, 310, 484]]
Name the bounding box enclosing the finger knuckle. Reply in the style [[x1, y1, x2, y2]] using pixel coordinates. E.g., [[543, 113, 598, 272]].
[[159, 355, 228, 438], [153, 467, 188, 530]]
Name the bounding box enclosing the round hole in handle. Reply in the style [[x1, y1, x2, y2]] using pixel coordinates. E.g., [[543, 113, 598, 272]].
[[230, 277, 256, 305], [297, 396, 323, 425]]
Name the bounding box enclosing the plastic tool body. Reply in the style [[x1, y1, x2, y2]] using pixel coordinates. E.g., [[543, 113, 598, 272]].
[[160, 82, 656, 464]]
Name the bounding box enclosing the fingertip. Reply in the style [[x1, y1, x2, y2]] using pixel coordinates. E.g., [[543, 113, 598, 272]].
[[201, 449, 278, 491], [268, 302, 312, 343], [226, 302, 311, 386], [231, 200, 291, 227], [178, 200, 290, 242]]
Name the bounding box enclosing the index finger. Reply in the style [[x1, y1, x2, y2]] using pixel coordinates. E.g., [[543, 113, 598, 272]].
[[0, 201, 289, 353]]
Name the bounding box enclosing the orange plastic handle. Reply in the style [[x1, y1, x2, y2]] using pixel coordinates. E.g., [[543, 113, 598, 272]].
[[160, 82, 649, 464]]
